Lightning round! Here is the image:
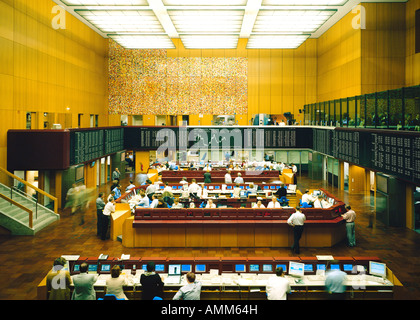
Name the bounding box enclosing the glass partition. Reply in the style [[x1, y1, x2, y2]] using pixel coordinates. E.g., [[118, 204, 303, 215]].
[[404, 86, 420, 130], [366, 93, 376, 128], [377, 90, 389, 129], [341, 98, 348, 127], [389, 88, 403, 130], [348, 97, 356, 127], [356, 95, 365, 128]]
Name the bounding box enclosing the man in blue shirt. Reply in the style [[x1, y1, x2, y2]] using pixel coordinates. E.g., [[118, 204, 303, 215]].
[[112, 184, 121, 200], [325, 262, 347, 300]]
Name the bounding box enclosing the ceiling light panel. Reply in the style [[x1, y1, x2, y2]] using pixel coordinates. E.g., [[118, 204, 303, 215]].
[[261, 0, 347, 5], [162, 0, 248, 5], [253, 10, 336, 33], [109, 34, 175, 48], [62, 0, 148, 5], [76, 10, 165, 33], [168, 10, 245, 34], [246, 34, 310, 48], [180, 35, 239, 49]]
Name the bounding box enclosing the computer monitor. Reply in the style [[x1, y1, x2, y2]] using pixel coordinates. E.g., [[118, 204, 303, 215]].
[[168, 264, 181, 275], [160, 186, 165, 189], [178, 186, 183, 189], [275, 264, 287, 273], [142, 264, 148, 271], [209, 186, 214, 190], [289, 261, 305, 277], [240, 190, 247, 198], [249, 264, 260, 272], [215, 186, 220, 190], [270, 186, 275, 190], [304, 264, 314, 272], [369, 261, 386, 278], [316, 264, 326, 271], [330, 264, 340, 270], [275, 186, 281, 189], [73, 264, 80, 272], [328, 197, 335, 204], [235, 264, 246, 273], [263, 264, 273, 272], [227, 186, 232, 190], [264, 186, 269, 190], [88, 264, 98, 272], [343, 264, 354, 272], [155, 264, 165, 272], [100, 264, 111, 272], [181, 264, 192, 273], [195, 264, 206, 273], [240, 186, 244, 189], [313, 190, 321, 197], [172, 186, 177, 190]]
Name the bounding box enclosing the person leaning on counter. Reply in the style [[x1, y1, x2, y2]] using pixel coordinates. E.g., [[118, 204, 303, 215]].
[[287, 206, 306, 254]]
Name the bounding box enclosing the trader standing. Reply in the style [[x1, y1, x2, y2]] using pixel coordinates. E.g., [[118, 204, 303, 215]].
[[342, 205, 356, 247], [287, 206, 306, 254], [95, 192, 106, 237]]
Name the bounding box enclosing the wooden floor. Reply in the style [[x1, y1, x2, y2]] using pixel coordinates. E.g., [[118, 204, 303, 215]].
[[0, 172, 419, 300]]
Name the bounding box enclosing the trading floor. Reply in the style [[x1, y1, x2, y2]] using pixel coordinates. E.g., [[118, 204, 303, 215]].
[[0, 172, 419, 300]]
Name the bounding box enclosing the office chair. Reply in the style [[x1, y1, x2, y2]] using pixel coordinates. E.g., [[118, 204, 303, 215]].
[[98, 294, 123, 300]]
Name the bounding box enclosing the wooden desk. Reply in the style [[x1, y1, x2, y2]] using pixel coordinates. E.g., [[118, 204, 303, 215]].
[[110, 203, 131, 241]]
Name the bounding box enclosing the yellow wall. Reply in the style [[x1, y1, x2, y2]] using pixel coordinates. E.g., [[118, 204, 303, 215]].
[[0, 0, 108, 173], [406, 0, 420, 86]]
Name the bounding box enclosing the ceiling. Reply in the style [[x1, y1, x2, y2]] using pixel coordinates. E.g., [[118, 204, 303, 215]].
[[52, 0, 407, 49]]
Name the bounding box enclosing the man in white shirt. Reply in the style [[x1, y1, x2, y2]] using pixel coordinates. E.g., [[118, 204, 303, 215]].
[[266, 267, 291, 300], [234, 173, 244, 184], [150, 194, 159, 208], [145, 181, 157, 197], [313, 196, 331, 209], [287, 206, 306, 254], [188, 179, 201, 198], [198, 183, 208, 199], [232, 184, 241, 199], [224, 170, 232, 184], [137, 190, 150, 208], [101, 198, 115, 240], [301, 190, 315, 205], [267, 197, 281, 208]]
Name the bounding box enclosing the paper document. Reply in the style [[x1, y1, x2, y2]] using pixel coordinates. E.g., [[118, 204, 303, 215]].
[[316, 255, 334, 260]]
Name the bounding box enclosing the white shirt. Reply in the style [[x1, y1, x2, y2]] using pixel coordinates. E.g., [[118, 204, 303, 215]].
[[234, 176, 244, 184], [224, 174, 232, 184], [232, 187, 241, 198], [292, 165, 297, 173], [103, 202, 115, 216], [287, 210, 306, 226], [301, 193, 314, 204], [138, 195, 150, 208], [268, 201, 281, 208], [125, 184, 136, 192], [253, 203, 265, 208], [188, 183, 200, 194], [150, 199, 159, 208], [206, 203, 216, 208], [266, 276, 291, 300], [146, 184, 157, 195], [314, 199, 331, 208], [198, 188, 208, 199]]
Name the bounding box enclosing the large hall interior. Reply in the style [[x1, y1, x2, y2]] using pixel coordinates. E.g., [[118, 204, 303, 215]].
[[1, 0, 420, 301]]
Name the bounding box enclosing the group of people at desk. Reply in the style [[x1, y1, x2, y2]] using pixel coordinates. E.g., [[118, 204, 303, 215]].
[[126, 179, 293, 210]]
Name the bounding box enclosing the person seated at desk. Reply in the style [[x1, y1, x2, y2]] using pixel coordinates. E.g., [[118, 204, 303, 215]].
[[232, 183, 242, 199], [188, 179, 201, 198], [140, 262, 164, 300], [313, 195, 332, 209], [46, 257, 72, 300], [150, 194, 159, 208], [248, 183, 258, 194], [301, 189, 315, 205], [171, 199, 184, 209], [106, 265, 128, 300], [189, 201, 196, 208], [71, 263, 98, 300], [145, 180, 157, 197], [253, 199, 265, 208], [204, 170, 212, 184], [234, 173, 244, 184], [179, 177, 188, 185], [180, 185, 190, 199], [205, 199, 216, 209], [225, 170, 232, 184], [112, 184, 121, 200], [273, 183, 287, 198], [137, 190, 150, 208], [173, 272, 202, 301], [268, 197, 281, 208], [125, 180, 136, 193], [163, 182, 172, 194]]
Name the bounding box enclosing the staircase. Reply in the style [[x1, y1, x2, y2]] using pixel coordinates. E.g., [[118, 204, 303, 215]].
[[0, 183, 60, 235]]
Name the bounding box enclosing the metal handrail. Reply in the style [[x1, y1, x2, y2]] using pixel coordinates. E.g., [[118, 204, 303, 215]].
[[0, 193, 33, 229]]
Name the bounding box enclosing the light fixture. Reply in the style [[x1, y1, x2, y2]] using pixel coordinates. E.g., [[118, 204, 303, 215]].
[[62, 0, 148, 5], [180, 34, 239, 49], [261, 0, 347, 5], [109, 34, 175, 49], [246, 34, 310, 48]]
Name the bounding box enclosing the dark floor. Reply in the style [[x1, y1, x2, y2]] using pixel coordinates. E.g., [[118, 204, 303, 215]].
[[0, 172, 419, 300]]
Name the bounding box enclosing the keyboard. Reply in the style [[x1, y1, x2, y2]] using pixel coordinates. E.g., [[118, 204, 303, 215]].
[[165, 275, 181, 284], [307, 275, 326, 281]]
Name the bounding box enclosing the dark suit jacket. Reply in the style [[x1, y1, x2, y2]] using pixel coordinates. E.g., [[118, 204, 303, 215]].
[[140, 273, 164, 300]]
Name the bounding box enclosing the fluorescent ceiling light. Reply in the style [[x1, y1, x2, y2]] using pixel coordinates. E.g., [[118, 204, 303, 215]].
[[76, 10, 165, 33], [246, 34, 310, 48], [253, 10, 336, 33], [168, 10, 245, 33], [262, 0, 347, 5], [109, 34, 175, 48], [62, 0, 148, 5], [162, 0, 248, 5], [180, 35, 239, 49]]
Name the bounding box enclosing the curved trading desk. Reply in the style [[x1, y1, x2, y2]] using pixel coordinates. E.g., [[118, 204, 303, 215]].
[[122, 189, 346, 248], [37, 256, 400, 300]]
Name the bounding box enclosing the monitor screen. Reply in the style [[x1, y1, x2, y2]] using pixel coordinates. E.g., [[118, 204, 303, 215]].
[[317, 264, 326, 271], [343, 264, 354, 272], [181, 264, 192, 273], [249, 264, 259, 272], [73, 264, 80, 272], [304, 264, 313, 272], [209, 186, 214, 190], [263, 264, 273, 272], [240, 186, 244, 189], [88, 264, 97, 272], [276, 186, 281, 189], [330, 264, 340, 270], [275, 264, 287, 273], [168, 264, 181, 275], [270, 186, 275, 190], [240, 190, 246, 197], [142, 264, 148, 271], [235, 264, 246, 272], [172, 186, 177, 189], [289, 262, 305, 277], [313, 190, 321, 196], [227, 186, 232, 190], [155, 264, 165, 272], [100, 264, 111, 272], [215, 186, 220, 190], [369, 261, 386, 277], [195, 264, 206, 273], [264, 186, 269, 190], [178, 186, 183, 189], [160, 186, 164, 189]]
